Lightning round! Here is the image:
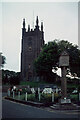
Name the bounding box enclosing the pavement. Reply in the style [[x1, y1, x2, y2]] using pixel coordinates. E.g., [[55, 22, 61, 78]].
[[3, 94, 80, 111], [2, 99, 79, 119], [2, 92, 80, 119]]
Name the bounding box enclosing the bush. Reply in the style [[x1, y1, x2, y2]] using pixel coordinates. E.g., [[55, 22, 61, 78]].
[[28, 94, 35, 101], [41, 93, 52, 102], [70, 94, 78, 102]]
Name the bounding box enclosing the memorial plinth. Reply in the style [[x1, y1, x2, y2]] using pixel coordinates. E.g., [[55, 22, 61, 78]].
[[60, 98, 71, 104]]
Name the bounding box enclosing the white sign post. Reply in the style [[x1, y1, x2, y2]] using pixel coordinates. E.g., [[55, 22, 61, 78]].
[[38, 88, 41, 101], [18, 91, 20, 100], [13, 91, 15, 99], [56, 88, 58, 94], [52, 92, 54, 102], [39, 93, 41, 101], [25, 92, 27, 101]]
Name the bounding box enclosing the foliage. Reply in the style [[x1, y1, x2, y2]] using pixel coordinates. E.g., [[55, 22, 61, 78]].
[[0, 53, 6, 68], [27, 94, 35, 101], [34, 40, 80, 82], [9, 72, 20, 85], [2, 69, 21, 85], [70, 94, 78, 102], [67, 78, 80, 93]]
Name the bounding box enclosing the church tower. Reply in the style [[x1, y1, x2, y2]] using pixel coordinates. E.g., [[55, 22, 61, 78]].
[[21, 16, 45, 81]]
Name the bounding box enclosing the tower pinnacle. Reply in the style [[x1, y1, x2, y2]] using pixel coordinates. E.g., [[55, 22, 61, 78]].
[[22, 18, 26, 36], [36, 16, 39, 26], [35, 16, 39, 30], [41, 22, 43, 31], [23, 18, 25, 28]]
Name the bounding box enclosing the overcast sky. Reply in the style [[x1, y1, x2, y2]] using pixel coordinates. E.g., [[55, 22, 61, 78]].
[[0, 1, 78, 72]]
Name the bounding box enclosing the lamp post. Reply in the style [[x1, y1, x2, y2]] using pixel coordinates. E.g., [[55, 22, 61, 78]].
[[59, 50, 71, 104]]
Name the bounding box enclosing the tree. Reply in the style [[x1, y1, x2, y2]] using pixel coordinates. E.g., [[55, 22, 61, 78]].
[[2, 69, 21, 85], [34, 40, 80, 82], [34, 40, 60, 82], [0, 53, 6, 68]]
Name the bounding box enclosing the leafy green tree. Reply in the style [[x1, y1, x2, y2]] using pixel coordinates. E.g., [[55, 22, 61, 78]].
[[34, 40, 60, 82], [34, 40, 80, 82]]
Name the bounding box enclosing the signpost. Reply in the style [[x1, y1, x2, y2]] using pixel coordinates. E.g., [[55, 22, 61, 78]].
[[59, 50, 71, 104]]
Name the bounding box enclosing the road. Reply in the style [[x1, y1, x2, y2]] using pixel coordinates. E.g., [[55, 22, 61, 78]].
[[2, 98, 79, 119]]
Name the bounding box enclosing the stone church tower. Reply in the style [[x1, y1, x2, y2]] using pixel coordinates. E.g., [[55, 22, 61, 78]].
[[21, 16, 45, 81]]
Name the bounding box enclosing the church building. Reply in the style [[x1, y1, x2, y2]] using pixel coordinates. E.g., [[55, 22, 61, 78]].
[[21, 16, 45, 81]]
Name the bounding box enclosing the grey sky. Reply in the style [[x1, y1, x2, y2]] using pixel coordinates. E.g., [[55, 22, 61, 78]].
[[0, 2, 78, 72]]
